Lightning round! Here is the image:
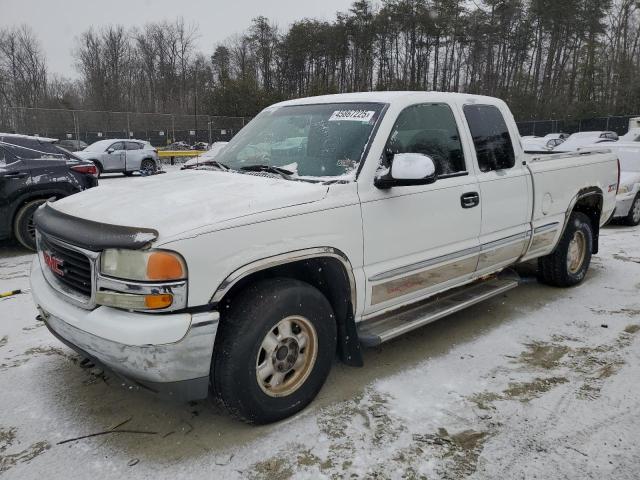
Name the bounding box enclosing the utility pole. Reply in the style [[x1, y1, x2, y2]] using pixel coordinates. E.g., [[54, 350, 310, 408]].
[[194, 62, 198, 145]]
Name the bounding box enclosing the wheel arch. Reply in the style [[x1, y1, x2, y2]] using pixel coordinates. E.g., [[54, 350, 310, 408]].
[[211, 247, 363, 367], [10, 189, 69, 232], [564, 187, 603, 254]]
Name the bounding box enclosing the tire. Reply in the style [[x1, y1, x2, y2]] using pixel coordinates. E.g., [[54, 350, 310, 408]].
[[13, 199, 47, 251], [624, 194, 640, 226], [140, 159, 157, 175], [538, 212, 593, 287], [212, 277, 337, 424]]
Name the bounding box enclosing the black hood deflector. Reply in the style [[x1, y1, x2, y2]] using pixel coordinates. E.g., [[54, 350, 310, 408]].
[[34, 202, 158, 251]]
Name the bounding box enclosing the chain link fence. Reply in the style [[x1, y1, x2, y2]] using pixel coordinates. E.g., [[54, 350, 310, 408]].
[[516, 115, 639, 137], [4, 107, 638, 145], [2, 107, 252, 147]]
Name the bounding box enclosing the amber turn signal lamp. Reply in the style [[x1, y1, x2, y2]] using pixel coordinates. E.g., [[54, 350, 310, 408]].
[[144, 294, 173, 309], [146, 252, 185, 281]]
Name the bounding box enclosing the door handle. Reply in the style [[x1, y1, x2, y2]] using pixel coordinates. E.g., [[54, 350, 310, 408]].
[[461, 192, 480, 209], [2, 172, 29, 179]]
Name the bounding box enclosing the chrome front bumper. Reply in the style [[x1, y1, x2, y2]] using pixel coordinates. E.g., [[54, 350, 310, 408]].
[[31, 262, 218, 401]]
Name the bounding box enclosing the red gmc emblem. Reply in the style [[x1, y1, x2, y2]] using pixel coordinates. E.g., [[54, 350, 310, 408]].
[[43, 251, 64, 276]]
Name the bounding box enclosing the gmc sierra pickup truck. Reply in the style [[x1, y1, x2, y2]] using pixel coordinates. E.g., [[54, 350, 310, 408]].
[[30, 92, 618, 424]]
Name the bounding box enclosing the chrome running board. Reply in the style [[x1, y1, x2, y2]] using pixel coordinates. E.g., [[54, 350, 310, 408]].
[[357, 273, 520, 346]]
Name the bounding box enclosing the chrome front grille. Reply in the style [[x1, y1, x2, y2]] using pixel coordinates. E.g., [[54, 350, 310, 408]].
[[40, 235, 92, 296], [37, 232, 99, 309]]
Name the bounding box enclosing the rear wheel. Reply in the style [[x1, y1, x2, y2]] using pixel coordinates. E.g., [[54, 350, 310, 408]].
[[140, 159, 157, 175], [212, 278, 336, 424], [624, 194, 640, 226], [538, 212, 593, 287], [13, 199, 47, 250]]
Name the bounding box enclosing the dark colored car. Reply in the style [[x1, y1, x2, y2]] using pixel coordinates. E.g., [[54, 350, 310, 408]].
[[0, 133, 98, 250], [56, 139, 88, 152]]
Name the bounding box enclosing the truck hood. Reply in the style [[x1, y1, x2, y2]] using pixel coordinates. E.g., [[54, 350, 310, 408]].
[[50, 170, 329, 241]]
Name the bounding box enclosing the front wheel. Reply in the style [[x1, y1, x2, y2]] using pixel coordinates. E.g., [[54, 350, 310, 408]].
[[212, 278, 336, 424], [624, 194, 640, 226], [538, 212, 593, 287]]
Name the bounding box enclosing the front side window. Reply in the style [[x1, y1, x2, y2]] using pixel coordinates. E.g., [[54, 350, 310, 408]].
[[463, 104, 515, 172], [215, 102, 385, 179], [110, 142, 125, 151], [383, 103, 466, 176]]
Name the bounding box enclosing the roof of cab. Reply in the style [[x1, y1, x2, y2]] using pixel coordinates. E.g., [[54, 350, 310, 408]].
[[271, 91, 502, 108]]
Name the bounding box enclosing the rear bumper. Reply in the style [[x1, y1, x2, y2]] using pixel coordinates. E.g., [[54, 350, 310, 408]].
[[31, 261, 218, 401]]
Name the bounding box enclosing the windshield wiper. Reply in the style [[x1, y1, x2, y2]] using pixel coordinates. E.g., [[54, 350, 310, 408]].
[[239, 164, 294, 178], [204, 160, 231, 171]]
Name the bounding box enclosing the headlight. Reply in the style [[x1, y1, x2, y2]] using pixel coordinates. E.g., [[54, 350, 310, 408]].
[[618, 185, 630, 194], [100, 249, 187, 281]]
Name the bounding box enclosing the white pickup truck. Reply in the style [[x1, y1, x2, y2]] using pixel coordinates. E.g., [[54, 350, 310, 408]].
[[30, 92, 618, 424]]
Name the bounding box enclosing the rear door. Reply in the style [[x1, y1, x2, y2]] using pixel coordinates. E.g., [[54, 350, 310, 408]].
[[359, 102, 482, 315], [103, 141, 126, 171], [125, 141, 144, 171], [461, 104, 531, 274]]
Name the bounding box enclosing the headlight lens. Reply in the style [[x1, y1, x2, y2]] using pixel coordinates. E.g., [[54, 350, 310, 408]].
[[618, 185, 632, 194], [100, 249, 186, 281]]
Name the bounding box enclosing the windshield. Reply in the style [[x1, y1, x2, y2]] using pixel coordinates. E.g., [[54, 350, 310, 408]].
[[200, 142, 228, 160], [215, 102, 385, 179]]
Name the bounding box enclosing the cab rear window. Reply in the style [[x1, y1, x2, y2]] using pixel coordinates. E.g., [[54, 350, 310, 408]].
[[463, 105, 515, 172]]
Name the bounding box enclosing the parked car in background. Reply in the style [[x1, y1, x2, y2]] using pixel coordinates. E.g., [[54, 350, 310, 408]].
[[576, 141, 640, 226], [619, 128, 640, 143], [521, 133, 568, 152], [0, 133, 98, 250], [192, 142, 209, 150], [31, 92, 618, 423], [76, 139, 160, 177], [166, 141, 190, 150], [56, 139, 88, 152], [181, 141, 229, 169], [555, 131, 618, 151]]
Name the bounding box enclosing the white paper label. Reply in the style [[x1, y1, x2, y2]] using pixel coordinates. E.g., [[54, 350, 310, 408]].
[[328, 110, 375, 122]]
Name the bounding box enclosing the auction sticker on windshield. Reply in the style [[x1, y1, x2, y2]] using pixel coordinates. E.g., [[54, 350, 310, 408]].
[[328, 110, 376, 122]]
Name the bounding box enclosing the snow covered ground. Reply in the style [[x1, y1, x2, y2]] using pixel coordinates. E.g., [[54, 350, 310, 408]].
[[1, 173, 639, 479]]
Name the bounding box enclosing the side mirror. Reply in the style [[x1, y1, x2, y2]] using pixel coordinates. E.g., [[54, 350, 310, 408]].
[[106, 147, 114, 154], [375, 153, 437, 189]]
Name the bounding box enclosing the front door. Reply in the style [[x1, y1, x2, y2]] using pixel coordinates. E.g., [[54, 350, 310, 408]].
[[103, 141, 126, 171], [359, 103, 482, 316]]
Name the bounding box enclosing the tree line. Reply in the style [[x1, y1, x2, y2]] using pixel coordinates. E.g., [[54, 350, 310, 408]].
[[1, 0, 639, 127]]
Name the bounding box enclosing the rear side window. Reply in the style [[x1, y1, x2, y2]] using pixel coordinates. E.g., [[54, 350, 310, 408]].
[[126, 142, 142, 150], [463, 105, 515, 172], [384, 103, 466, 176], [0, 138, 66, 160]]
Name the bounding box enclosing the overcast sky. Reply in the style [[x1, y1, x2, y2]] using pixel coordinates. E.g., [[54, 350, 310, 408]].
[[1, 0, 354, 78]]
